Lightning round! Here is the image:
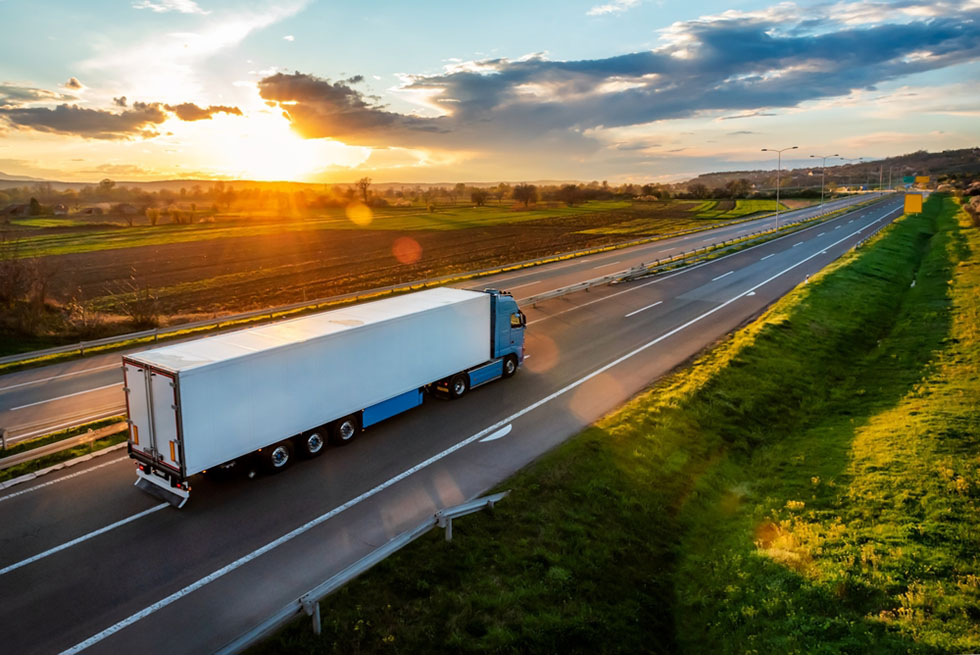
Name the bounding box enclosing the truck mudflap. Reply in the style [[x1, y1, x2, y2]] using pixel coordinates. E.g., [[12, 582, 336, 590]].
[[135, 468, 189, 508]]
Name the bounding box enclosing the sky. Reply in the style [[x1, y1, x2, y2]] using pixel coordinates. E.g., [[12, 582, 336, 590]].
[[0, 0, 978, 184]]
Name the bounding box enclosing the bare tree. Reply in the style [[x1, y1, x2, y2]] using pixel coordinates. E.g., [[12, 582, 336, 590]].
[[512, 183, 538, 208], [471, 189, 489, 206], [356, 177, 372, 203], [112, 270, 160, 328]]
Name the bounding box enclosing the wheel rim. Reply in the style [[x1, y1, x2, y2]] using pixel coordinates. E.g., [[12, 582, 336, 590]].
[[338, 420, 356, 441], [306, 432, 324, 454], [505, 358, 516, 375], [453, 379, 466, 395], [271, 445, 290, 468]]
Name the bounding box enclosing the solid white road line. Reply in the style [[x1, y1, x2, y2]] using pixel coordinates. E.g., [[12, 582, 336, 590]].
[[760, 253, 775, 261], [0, 502, 168, 577], [527, 201, 893, 326], [0, 364, 120, 393], [479, 424, 513, 443], [9, 383, 122, 411], [625, 301, 662, 318], [62, 205, 903, 655], [712, 271, 734, 282], [0, 457, 128, 502]]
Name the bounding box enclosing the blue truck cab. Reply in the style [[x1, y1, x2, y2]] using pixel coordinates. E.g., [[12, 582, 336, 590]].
[[430, 288, 525, 398]]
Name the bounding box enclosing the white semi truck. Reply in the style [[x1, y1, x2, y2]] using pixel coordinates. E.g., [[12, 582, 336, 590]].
[[124, 287, 526, 507]]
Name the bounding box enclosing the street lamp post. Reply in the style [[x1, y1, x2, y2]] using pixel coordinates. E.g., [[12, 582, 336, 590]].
[[809, 153, 839, 204], [762, 145, 798, 227]]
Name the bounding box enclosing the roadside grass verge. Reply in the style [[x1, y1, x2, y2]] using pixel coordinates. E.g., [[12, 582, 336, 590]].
[[695, 198, 788, 219], [250, 194, 976, 654], [673, 193, 979, 654], [0, 415, 124, 458], [0, 432, 127, 483]]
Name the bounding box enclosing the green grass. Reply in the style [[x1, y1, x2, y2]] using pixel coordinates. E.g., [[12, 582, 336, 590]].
[[0, 432, 128, 482], [249, 194, 978, 654], [695, 198, 786, 219], [1, 201, 631, 259], [0, 415, 124, 458]]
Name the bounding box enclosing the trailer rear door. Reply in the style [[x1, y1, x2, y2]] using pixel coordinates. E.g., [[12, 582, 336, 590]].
[[124, 361, 155, 459], [149, 370, 182, 472], [124, 361, 182, 472]]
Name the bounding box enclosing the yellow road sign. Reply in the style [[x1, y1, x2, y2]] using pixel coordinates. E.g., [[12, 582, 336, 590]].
[[904, 193, 923, 214], [915, 176, 930, 185]]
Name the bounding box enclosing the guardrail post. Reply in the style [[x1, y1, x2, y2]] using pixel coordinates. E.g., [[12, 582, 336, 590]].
[[441, 515, 453, 541], [79, 342, 85, 356], [302, 599, 321, 635]]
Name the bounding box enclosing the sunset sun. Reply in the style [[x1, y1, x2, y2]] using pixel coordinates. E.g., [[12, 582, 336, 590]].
[[204, 110, 366, 182]]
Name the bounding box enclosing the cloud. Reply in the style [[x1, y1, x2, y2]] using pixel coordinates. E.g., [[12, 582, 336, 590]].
[[85, 1, 310, 99], [283, 34, 294, 41], [0, 100, 243, 139], [0, 102, 169, 139], [113, 96, 128, 107], [163, 102, 243, 120], [257, 72, 447, 146], [0, 84, 75, 108], [587, 0, 640, 16], [64, 77, 84, 90], [261, 0, 980, 158], [132, 0, 209, 14]]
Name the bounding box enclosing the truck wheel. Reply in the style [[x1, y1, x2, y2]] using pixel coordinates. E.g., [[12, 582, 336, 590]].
[[330, 415, 360, 446], [298, 428, 326, 458], [449, 373, 469, 399], [502, 355, 519, 378], [264, 441, 294, 473]]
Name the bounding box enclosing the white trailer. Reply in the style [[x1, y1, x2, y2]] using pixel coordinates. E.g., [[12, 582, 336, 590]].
[[124, 287, 526, 507]]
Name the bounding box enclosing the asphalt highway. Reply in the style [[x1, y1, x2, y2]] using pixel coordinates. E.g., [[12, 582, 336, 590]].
[[0, 194, 903, 654], [0, 193, 877, 445]]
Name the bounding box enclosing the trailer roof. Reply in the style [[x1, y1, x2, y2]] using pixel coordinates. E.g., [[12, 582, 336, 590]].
[[125, 287, 487, 372]]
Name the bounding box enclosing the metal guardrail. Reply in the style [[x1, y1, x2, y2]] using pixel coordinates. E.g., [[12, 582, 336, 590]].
[[0, 197, 874, 369], [0, 421, 127, 471], [215, 491, 509, 654], [518, 197, 886, 306]]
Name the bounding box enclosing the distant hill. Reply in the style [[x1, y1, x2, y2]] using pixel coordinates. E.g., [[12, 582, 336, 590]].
[[682, 147, 980, 191]]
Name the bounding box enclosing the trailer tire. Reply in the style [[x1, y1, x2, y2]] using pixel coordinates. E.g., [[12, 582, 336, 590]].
[[330, 415, 360, 446], [264, 441, 294, 473], [449, 373, 469, 399], [298, 428, 326, 458], [502, 354, 519, 378]]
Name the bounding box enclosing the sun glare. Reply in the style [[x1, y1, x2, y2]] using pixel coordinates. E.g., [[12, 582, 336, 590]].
[[198, 111, 366, 182]]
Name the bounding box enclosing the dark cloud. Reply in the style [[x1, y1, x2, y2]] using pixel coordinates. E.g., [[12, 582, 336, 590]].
[[163, 102, 243, 121], [257, 72, 448, 145], [0, 102, 168, 139], [0, 84, 75, 108], [260, 3, 980, 153], [65, 77, 83, 90], [0, 99, 244, 139]]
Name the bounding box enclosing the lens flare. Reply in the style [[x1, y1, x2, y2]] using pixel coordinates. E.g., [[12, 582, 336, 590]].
[[392, 237, 423, 264], [346, 202, 373, 226]]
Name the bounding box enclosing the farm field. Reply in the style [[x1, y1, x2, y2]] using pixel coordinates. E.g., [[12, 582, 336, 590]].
[[1, 198, 784, 353], [250, 194, 980, 655], [2, 200, 631, 259]]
